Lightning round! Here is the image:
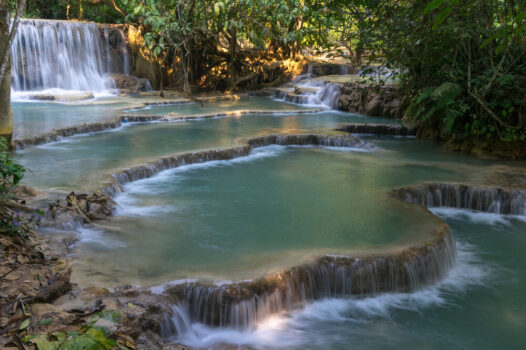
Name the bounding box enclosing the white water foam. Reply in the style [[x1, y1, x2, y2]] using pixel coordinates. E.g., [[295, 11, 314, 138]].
[[75, 227, 126, 248], [170, 240, 492, 349], [431, 208, 526, 226]]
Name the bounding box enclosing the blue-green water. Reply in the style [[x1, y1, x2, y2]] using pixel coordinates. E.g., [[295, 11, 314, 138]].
[[128, 96, 314, 115], [72, 147, 448, 285], [11, 96, 526, 349], [15, 108, 391, 192]]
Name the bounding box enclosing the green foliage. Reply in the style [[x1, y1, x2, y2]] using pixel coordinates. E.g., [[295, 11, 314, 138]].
[[20, 311, 131, 350], [24, 323, 116, 350], [0, 137, 43, 237], [123, 0, 319, 91], [98, 310, 122, 324], [0, 137, 25, 199], [338, 0, 526, 144], [406, 82, 463, 133]]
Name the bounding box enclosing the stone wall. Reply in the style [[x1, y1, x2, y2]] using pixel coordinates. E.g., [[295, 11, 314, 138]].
[[338, 83, 404, 119], [97, 23, 171, 90]]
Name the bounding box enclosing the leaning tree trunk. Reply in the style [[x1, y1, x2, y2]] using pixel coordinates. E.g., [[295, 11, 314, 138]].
[[0, 1, 13, 143]]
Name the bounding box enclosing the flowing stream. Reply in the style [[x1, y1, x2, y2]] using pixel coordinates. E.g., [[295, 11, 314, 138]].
[[8, 20, 526, 348], [12, 96, 526, 349]]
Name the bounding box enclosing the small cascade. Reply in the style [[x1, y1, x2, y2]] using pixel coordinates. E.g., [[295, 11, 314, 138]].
[[274, 80, 341, 109], [101, 147, 253, 197], [248, 134, 369, 149], [11, 19, 114, 93], [161, 223, 454, 333], [99, 134, 372, 197], [337, 123, 416, 136], [393, 183, 526, 215]]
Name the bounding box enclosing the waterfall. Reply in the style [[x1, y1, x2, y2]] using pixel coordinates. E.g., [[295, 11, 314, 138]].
[[11, 19, 114, 93], [161, 223, 454, 333], [393, 183, 526, 215], [275, 81, 341, 109]]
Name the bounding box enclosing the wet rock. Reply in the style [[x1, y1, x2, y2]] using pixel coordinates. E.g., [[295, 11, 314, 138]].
[[45, 192, 115, 226], [302, 62, 357, 76], [337, 123, 416, 136], [25, 92, 95, 102], [338, 83, 403, 118], [108, 73, 152, 93]]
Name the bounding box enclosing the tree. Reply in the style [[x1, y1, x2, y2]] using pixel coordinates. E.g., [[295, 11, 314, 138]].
[[0, 0, 26, 143], [330, 0, 526, 150]]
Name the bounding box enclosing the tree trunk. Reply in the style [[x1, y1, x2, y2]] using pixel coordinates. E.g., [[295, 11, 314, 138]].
[[0, 1, 13, 143], [79, 0, 84, 19], [226, 30, 237, 90]]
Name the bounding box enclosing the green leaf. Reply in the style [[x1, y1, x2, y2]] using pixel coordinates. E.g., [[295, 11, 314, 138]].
[[424, 0, 444, 15], [433, 6, 452, 29], [98, 310, 122, 324], [19, 319, 30, 330], [26, 334, 59, 350]]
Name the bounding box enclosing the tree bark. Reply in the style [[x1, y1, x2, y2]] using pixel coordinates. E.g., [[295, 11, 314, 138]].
[[0, 0, 13, 143]]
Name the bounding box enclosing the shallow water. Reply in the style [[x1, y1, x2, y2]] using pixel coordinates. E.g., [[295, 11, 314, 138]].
[[11, 96, 312, 139], [128, 96, 314, 115], [11, 99, 126, 138], [70, 146, 448, 286], [15, 109, 391, 192]]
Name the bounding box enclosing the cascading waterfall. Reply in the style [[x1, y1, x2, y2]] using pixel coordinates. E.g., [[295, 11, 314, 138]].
[[11, 19, 114, 93], [393, 183, 526, 215], [275, 80, 341, 109], [315, 81, 341, 109], [161, 222, 454, 334]]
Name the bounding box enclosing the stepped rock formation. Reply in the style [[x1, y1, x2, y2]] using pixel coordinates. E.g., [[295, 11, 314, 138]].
[[99, 134, 370, 197], [393, 183, 526, 215], [337, 123, 416, 136], [163, 217, 454, 331], [49, 132, 457, 336]]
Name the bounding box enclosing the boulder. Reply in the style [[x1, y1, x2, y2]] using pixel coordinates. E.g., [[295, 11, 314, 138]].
[[107, 73, 152, 93], [338, 83, 403, 118]]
